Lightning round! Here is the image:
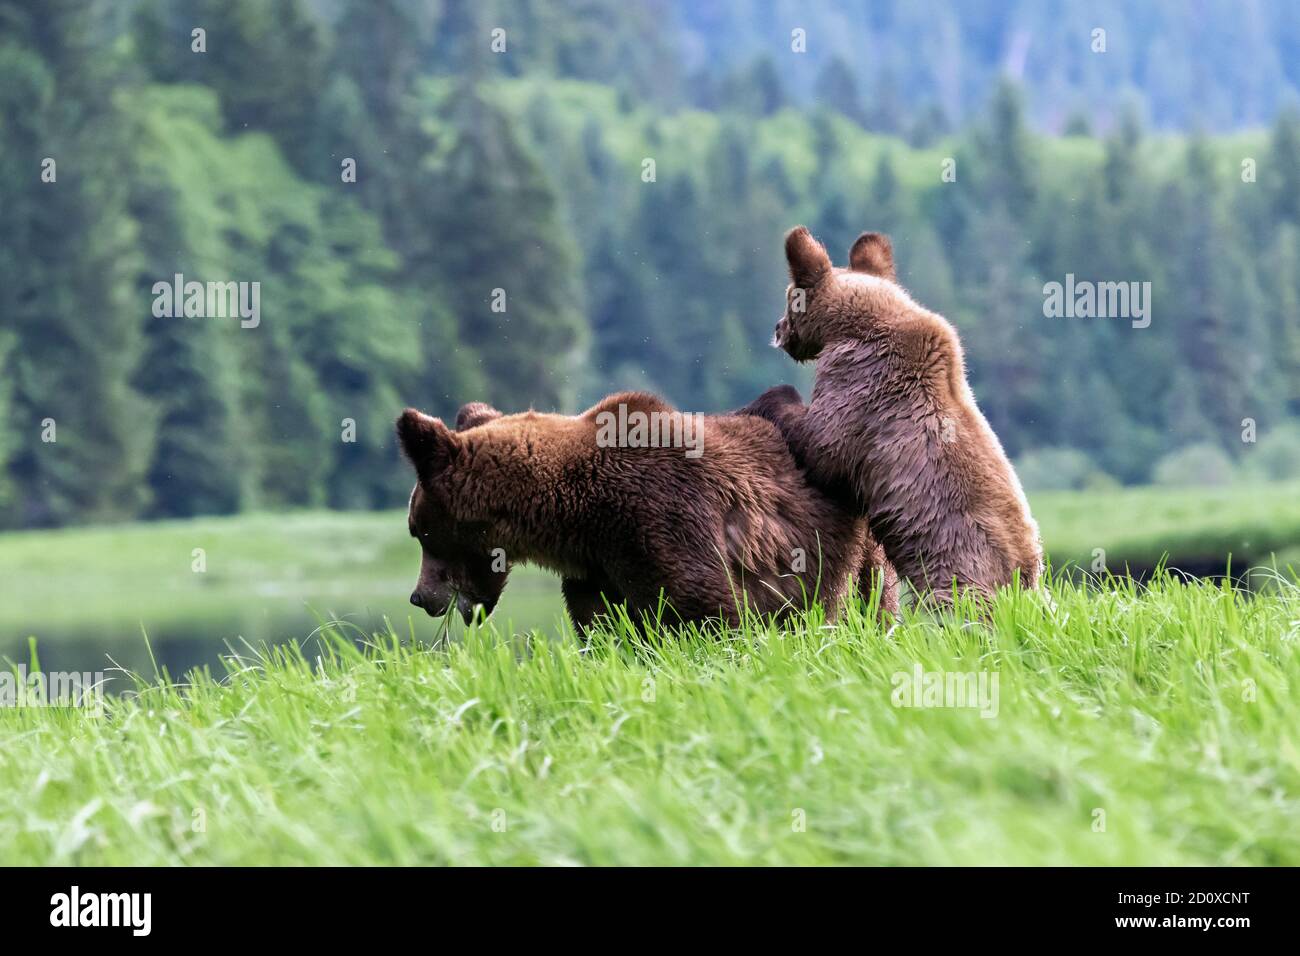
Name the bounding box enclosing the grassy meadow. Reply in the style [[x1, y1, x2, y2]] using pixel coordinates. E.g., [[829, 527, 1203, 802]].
[[2, 575, 1298, 865], [2, 483, 1299, 865]]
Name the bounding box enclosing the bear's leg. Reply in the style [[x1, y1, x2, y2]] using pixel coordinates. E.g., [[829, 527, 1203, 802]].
[[561, 575, 624, 640], [857, 543, 901, 620]]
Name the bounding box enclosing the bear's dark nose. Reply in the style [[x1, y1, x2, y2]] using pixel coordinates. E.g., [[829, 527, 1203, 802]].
[[409, 591, 423, 607]]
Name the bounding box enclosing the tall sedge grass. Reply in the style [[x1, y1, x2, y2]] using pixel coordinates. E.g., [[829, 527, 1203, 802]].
[[1, 571, 1297, 865]]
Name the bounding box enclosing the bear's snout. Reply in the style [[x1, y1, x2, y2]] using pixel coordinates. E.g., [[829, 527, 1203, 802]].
[[410, 579, 455, 618]]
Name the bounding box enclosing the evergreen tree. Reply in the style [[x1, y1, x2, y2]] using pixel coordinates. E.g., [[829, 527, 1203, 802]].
[[907, 102, 950, 147], [1268, 104, 1300, 224], [971, 80, 1038, 222], [867, 68, 906, 134], [627, 174, 717, 404], [956, 207, 1041, 455], [128, 176, 246, 518], [0, 0, 154, 526], [1262, 225, 1300, 416], [869, 154, 906, 236], [135, 0, 330, 168], [0, 322, 13, 519], [294, 201, 422, 508], [334, 0, 434, 132], [324, 0, 485, 418], [719, 55, 787, 118], [814, 56, 865, 125], [421, 81, 588, 411], [1153, 141, 1260, 447]]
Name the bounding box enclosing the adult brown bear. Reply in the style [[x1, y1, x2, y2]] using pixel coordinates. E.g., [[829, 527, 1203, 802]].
[[397, 390, 897, 634]]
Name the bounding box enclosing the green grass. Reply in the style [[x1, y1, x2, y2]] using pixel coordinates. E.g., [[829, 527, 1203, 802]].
[[2, 572, 1298, 865], [3, 485, 1300, 865]]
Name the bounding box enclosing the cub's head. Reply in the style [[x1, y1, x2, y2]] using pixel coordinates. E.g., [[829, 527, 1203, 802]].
[[772, 226, 898, 361], [397, 402, 509, 623]]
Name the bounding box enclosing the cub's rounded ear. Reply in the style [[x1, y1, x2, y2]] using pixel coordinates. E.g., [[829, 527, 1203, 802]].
[[396, 408, 459, 483], [848, 231, 896, 280], [785, 226, 832, 288], [455, 402, 503, 431], [734, 383, 804, 422]]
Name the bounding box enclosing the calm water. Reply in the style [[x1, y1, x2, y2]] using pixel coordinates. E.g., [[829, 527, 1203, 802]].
[[1, 582, 569, 685], [4, 608, 393, 683]]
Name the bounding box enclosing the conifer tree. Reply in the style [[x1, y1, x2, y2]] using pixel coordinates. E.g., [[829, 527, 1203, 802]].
[[0, 0, 154, 526]]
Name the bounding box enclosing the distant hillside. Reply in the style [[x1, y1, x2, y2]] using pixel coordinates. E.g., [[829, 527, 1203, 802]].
[[675, 0, 1300, 132], [451, 0, 1300, 133]]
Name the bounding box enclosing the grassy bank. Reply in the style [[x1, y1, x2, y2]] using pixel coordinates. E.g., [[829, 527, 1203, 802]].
[[2, 574, 1297, 865], [1033, 482, 1300, 574]]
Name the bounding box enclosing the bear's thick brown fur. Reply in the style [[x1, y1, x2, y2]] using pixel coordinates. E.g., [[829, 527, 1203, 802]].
[[397, 390, 898, 633], [752, 227, 1042, 599]]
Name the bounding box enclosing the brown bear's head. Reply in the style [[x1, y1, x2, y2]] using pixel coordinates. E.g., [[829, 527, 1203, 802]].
[[396, 403, 510, 623], [772, 226, 898, 361]]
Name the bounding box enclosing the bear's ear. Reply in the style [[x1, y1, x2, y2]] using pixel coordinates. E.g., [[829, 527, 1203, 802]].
[[848, 232, 895, 280], [396, 408, 459, 484], [455, 402, 503, 431], [785, 226, 832, 288]]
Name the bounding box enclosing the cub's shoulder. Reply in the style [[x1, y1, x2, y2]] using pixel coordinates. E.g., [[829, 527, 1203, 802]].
[[880, 301, 962, 374]]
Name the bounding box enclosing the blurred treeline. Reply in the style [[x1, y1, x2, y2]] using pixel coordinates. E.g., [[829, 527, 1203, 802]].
[[1, 0, 1299, 528]]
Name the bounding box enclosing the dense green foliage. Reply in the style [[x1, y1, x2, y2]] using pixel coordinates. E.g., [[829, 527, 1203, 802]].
[[668, 0, 1300, 133], [2, 0, 1299, 528], [2, 573, 1298, 865]]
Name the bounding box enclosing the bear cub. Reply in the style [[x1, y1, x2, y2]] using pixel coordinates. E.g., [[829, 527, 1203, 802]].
[[751, 226, 1042, 600], [398, 392, 898, 634]]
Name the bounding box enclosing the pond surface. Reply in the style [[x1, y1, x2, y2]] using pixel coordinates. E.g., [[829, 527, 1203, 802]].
[[0, 571, 570, 684]]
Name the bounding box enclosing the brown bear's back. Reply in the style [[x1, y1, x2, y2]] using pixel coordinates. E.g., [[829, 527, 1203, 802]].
[[455, 392, 888, 622]]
